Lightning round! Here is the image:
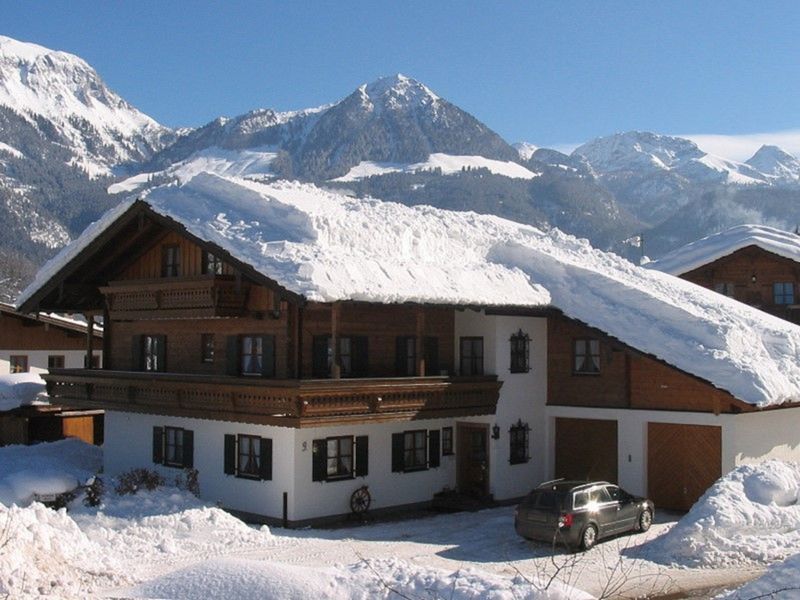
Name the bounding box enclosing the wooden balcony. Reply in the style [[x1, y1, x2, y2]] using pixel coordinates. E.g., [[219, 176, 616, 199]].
[[100, 276, 250, 319], [42, 369, 502, 427]]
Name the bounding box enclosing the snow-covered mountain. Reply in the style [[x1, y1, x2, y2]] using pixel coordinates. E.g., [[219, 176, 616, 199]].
[[513, 141, 538, 160], [745, 144, 800, 184]]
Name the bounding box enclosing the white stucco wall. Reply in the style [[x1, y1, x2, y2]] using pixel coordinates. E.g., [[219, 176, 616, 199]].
[[0, 350, 101, 374], [454, 310, 548, 501], [727, 407, 800, 467]]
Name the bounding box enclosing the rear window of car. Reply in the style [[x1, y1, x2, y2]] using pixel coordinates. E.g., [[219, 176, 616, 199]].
[[524, 490, 564, 509]]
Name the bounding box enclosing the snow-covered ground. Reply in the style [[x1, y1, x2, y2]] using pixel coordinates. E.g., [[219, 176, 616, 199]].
[[6, 441, 800, 598]]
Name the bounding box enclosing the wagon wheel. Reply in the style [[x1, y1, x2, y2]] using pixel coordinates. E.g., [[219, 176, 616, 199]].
[[350, 485, 371, 514]]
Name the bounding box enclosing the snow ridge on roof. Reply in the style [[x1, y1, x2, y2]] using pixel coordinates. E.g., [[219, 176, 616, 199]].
[[649, 224, 800, 275], [18, 174, 800, 407]]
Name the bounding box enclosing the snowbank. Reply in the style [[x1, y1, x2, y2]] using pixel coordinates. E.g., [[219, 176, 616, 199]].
[[19, 174, 800, 407], [648, 224, 800, 276], [725, 553, 800, 599], [124, 556, 590, 600], [0, 372, 48, 411], [642, 460, 800, 567], [0, 438, 101, 506]]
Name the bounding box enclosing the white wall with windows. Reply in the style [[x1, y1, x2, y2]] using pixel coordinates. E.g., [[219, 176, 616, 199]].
[[0, 349, 101, 374]]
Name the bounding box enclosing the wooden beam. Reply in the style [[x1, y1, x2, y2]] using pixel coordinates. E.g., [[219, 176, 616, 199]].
[[415, 306, 425, 377], [85, 314, 95, 369], [331, 302, 341, 379]]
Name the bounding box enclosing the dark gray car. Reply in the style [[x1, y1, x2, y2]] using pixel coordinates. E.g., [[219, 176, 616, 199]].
[[514, 480, 654, 551]]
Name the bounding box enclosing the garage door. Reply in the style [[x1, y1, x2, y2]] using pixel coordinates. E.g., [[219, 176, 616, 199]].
[[648, 423, 721, 511], [554, 418, 618, 483]]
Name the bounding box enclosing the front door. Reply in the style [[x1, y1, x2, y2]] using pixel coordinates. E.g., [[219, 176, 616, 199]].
[[457, 423, 489, 497]]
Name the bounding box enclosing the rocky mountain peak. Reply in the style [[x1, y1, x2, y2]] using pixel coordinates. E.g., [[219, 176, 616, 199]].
[[745, 145, 800, 182]]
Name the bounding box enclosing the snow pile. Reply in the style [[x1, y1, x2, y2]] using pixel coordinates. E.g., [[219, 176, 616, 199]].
[[0, 372, 47, 411], [648, 224, 800, 276], [725, 552, 800, 599], [125, 556, 590, 600], [643, 461, 800, 566], [20, 173, 800, 407], [0, 438, 101, 506]]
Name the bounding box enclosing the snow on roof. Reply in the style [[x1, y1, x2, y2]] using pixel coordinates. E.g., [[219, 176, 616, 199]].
[[648, 224, 800, 275], [18, 174, 800, 407], [0, 372, 48, 411]]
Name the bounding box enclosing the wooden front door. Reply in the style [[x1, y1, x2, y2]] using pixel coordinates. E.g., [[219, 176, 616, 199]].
[[648, 422, 721, 511], [457, 423, 489, 497], [554, 417, 618, 483]]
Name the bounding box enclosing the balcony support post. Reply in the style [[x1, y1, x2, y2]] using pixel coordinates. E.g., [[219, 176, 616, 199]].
[[85, 313, 95, 369], [331, 302, 341, 379], [415, 306, 425, 377]]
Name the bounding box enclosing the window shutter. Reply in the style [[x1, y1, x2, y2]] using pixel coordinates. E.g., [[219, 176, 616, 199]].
[[395, 337, 406, 376], [391, 433, 405, 472], [261, 335, 275, 377], [132, 335, 143, 371], [355, 435, 369, 477], [312, 439, 327, 481], [352, 336, 369, 377], [226, 336, 239, 376], [152, 426, 163, 464], [312, 336, 330, 378], [259, 437, 273, 480], [428, 429, 440, 468], [156, 335, 167, 372], [224, 434, 236, 475], [182, 429, 194, 468], [424, 337, 439, 375]]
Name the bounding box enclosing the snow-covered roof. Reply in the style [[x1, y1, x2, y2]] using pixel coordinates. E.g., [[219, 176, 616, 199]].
[[648, 224, 800, 276], [18, 174, 800, 408], [0, 302, 102, 337]]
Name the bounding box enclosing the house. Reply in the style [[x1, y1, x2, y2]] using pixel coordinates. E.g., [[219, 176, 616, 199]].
[[17, 174, 800, 520], [648, 224, 800, 324], [0, 303, 103, 445]]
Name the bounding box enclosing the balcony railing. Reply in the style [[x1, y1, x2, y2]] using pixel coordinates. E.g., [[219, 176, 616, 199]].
[[43, 369, 502, 427], [100, 277, 249, 318]]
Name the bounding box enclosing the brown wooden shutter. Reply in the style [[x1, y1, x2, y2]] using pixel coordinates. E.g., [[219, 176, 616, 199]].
[[132, 335, 143, 371], [312, 439, 327, 481], [182, 429, 194, 468], [152, 426, 163, 464], [395, 337, 406, 376], [261, 335, 275, 377], [428, 429, 440, 468], [226, 336, 239, 376], [391, 433, 405, 472], [156, 335, 167, 372], [312, 336, 330, 377], [224, 434, 236, 475], [352, 336, 369, 377], [424, 337, 439, 375], [355, 435, 368, 477], [260, 437, 273, 480]]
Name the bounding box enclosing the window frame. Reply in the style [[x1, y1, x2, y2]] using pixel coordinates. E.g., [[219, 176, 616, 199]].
[[509, 420, 530, 465], [396, 335, 417, 376], [201, 334, 215, 363], [773, 282, 795, 305], [441, 426, 454, 456], [311, 335, 368, 378], [236, 434, 262, 479], [240, 335, 263, 376], [47, 354, 65, 369], [161, 244, 181, 278], [202, 250, 224, 275], [509, 329, 531, 374], [163, 426, 185, 468], [573, 338, 601, 375], [9, 355, 28, 374], [142, 335, 166, 372], [403, 429, 428, 472], [326, 435, 355, 480], [459, 336, 484, 376], [714, 282, 735, 298]]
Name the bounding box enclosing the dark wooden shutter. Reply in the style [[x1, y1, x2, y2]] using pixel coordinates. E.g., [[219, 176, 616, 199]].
[[132, 335, 143, 371], [260, 437, 273, 480], [355, 435, 369, 477], [156, 335, 167, 372], [152, 426, 163, 464], [391, 432, 405, 472], [224, 434, 236, 475], [395, 337, 406, 376], [352, 336, 369, 377], [424, 337, 439, 375], [261, 335, 275, 377], [226, 336, 239, 376], [182, 429, 194, 468], [312, 336, 330, 377], [312, 439, 327, 481], [428, 429, 440, 468]]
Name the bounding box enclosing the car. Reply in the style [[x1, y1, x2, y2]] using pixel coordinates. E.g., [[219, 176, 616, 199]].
[[514, 479, 655, 551]]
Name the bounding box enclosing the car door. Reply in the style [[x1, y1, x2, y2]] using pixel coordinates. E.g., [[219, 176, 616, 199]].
[[588, 486, 620, 536], [606, 485, 637, 532]]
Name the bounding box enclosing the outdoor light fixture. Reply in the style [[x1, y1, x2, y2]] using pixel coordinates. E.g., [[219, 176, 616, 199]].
[[751, 273, 757, 283], [492, 424, 500, 439]]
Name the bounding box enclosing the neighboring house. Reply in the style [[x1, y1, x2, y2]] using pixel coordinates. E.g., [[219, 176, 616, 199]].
[[648, 224, 800, 324], [17, 175, 800, 521], [0, 304, 103, 445]]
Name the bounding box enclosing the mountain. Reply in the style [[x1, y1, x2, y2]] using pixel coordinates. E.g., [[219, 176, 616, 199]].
[[745, 145, 800, 184], [513, 141, 538, 160]]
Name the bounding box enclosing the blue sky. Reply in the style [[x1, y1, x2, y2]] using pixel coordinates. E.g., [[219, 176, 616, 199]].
[[2, 1, 800, 151]]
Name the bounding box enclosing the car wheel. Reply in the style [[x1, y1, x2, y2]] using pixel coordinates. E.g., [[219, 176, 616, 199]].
[[580, 524, 597, 551], [638, 509, 653, 532]]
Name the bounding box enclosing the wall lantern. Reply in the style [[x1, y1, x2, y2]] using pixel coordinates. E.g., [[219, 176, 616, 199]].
[[751, 273, 757, 283], [491, 424, 501, 440]]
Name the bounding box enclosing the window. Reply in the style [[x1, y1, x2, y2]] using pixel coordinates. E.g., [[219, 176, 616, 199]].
[[223, 434, 272, 480], [161, 245, 180, 277], [396, 336, 417, 376], [441, 427, 454, 456], [152, 426, 193, 469], [391, 429, 440, 472], [202, 250, 224, 275], [142, 335, 166, 372], [509, 329, 530, 373], [48, 355, 65, 369], [84, 354, 100, 369], [573, 338, 600, 374], [201, 334, 215, 363], [774, 282, 795, 305], [509, 420, 530, 465], [9, 355, 28, 373], [241, 336, 262, 375], [714, 282, 735, 297], [459, 337, 484, 376], [312, 435, 368, 482], [312, 335, 368, 378], [424, 336, 440, 375]]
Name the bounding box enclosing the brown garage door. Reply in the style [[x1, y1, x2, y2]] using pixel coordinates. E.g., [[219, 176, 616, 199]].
[[648, 423, 721, 511], [555, 418, 618, 483]]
